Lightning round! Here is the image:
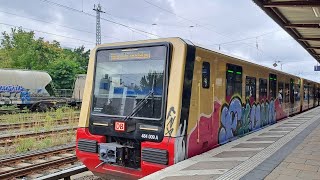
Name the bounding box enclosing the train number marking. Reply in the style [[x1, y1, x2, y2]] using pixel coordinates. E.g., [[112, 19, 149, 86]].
[[141, 133, 158, 140], [115, 121, 126, 132]]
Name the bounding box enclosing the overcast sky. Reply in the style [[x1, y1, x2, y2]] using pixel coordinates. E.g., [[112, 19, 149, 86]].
[[0, 0, 319, 82]]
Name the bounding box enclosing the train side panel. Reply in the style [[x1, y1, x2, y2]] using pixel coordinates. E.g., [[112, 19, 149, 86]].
[[186, 47, 302, 158]]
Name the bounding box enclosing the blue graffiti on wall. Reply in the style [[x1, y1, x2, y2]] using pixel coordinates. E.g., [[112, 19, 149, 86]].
[[219, 97, 242, 143], [218, 97, 276, 144]]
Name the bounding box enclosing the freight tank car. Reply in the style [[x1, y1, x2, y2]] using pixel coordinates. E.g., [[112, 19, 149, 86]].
[[0, 69, 78, 111], [76, 38, 320, 179]]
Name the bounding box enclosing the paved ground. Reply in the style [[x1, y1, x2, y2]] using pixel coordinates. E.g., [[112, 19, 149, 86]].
[[264, 123, 320, 180], [141, 107, 320, 180]]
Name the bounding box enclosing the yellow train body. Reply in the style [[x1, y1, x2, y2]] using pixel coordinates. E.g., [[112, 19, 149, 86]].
[[76, 38, 320, 179]]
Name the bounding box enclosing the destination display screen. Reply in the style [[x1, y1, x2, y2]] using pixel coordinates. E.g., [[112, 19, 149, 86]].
[[110, 50, 151, 61]]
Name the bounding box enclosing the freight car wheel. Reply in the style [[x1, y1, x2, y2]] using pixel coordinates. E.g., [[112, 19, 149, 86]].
[[37, 103, 49, 112], [30, 102, 53, 112]]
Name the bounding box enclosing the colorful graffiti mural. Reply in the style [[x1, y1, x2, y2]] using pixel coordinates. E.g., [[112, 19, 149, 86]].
[[219, 97, 276, 144], [187, 96, 283, 158]]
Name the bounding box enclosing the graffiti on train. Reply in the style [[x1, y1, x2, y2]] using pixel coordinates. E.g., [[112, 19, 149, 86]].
[[0, 85, 25, 93], [218, 97, 276, 144]]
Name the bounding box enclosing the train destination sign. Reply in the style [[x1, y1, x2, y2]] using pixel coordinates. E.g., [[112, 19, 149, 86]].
[[110, 50, 151, 61]]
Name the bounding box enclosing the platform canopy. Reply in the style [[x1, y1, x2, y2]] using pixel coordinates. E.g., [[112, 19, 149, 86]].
[[253, 0, 320, 63]]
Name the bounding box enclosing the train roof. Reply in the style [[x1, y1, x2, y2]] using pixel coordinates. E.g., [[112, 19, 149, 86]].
[[194, 43, 299, 77], [186, 38, 319, 84], [97, 37, 319, 84]]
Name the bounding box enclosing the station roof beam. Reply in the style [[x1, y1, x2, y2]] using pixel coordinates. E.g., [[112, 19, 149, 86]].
[[253, 0, 320, 63]]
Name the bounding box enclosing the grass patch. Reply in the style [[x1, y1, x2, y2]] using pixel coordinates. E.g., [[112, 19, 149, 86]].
[[0, 107, 79, 124], [4, 132, 76, 155], [15, 137, 36, 153], [0, 106, 79, 155]]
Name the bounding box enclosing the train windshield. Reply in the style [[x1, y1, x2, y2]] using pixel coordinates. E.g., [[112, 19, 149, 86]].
[[92, 46, 167, 119]]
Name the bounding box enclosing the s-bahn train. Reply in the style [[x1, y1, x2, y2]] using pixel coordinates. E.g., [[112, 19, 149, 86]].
[[76, 38, 320, 179]]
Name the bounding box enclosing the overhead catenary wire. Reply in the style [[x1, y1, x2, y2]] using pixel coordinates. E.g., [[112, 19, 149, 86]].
[[39, 0, 281, 49], [209, 30, 282, 46], [141, 0, 295, 64], [31, 0, 313, 65], [39, 0, 161, 38], [0, 10, 122, 41], [0, 22, 96, 44]]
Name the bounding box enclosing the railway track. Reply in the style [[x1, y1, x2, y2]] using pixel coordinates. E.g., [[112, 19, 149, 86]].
[[0, 112, 80, 121], [0, 144, 78, 179], [0, 117, 79, 131], [0, 127, 77, 146]]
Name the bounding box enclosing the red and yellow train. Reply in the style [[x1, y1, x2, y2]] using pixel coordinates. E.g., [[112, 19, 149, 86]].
[[76, 38, 320, 179]]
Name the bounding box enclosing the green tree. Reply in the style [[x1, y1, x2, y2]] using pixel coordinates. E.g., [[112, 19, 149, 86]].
[[73, 46, 90, 73], [0, 28, 63, 70], [1, 28, 36, 69], [0, 28, 90, 90], [47, 58, 80, 89], [0, 49, 10, 68]]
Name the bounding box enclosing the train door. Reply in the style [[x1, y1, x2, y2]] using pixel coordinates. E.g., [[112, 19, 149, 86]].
[[313, 85, 316, 108], [187, 56, 218, 158], [318, 88, 320, 106], [306, 84, 310, 109], [284, 83, 290, 115], [289, 79, 294, 114], [199, 61, 214, 148]]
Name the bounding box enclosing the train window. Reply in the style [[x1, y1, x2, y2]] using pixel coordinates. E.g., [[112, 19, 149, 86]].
[[245, 76, 256, 101], [304, 84, 308, 100], [278, 82, 284, 104], [318, 88, 320, 105], [310, 85, 314, 100], [226, 64, 242, 101], [284, 83, 289, 103], [290, 79, 295, 104], [269, 74, 277, 99], [259, 78, 267, 101], [202, 62, 210, 89], [294, 84, 300, 102]]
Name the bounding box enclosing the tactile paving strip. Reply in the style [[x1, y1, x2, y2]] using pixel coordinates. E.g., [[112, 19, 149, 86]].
[[216, 107, 320, 180]]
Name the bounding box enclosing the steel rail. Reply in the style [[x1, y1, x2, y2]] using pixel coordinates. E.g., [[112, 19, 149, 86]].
[[0, 117, 79, 131], [0, 143, 75, 165], [0, 127, 77, 146], [0, 155, 78, 179], [0, 112, 80, 121], [35, 165, 88, 180]]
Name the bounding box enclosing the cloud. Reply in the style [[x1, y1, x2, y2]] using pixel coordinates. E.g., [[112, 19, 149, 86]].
[[0, 0, 318, 82]]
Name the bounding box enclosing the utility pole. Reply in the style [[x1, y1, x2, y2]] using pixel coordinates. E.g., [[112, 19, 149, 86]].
[[93, 3, 105, 45]]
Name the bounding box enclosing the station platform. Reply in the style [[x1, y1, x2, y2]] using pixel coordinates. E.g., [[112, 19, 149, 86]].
[[142, 106, 320, 180]]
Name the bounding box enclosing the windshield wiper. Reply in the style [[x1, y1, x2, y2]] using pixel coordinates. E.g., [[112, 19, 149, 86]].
[[123, 75, 156, 121]]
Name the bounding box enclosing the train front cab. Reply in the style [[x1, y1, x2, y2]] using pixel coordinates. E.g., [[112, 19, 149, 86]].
[[76, 38, 194, 179]]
